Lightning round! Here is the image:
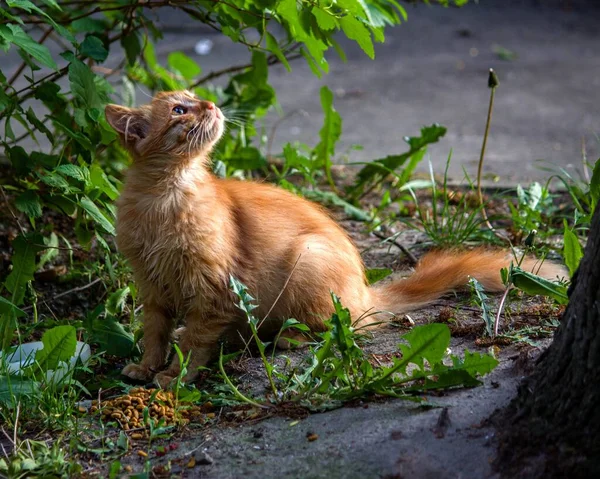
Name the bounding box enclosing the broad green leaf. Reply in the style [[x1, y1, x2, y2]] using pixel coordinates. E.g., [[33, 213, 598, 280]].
[[81, 35, 108, 62], [312, 8, 338, 31], [510, 266, 568, 305], [88, 315, 134, 357], [366, 268, 393, 284], [90, 164, 119, 200], [454, 350, 498, 377], [340, 16, 374, 59], [79, 196, 115, 234], [301, 188, 371, 221], [0, 297, 26, 318], [350, 124, 446, 200], [6, 146, 33, 175], [72, 18, 106, 34], [314, 86, 342, 190], [68, 60, 102, 108], [0, 376, 38, 402], [105, 287, 130, 316], [34, 325, 77, 371], [226, 147, 267, 170], [56, 164, 87, 182], [14, 190, 42, 219], [4, 234, 43, 305], [37, 170, 71, 191], [0, 23, 57, 69], [0, 309, 18, 352], [168, 52, 201, 79], [265, 32, 291, 72], [277, 0, 304, 38], [562, 222, 583, 277], [399, 323, 449, 369], [25, 107, 53, 143], [53, 118, 93, 150]]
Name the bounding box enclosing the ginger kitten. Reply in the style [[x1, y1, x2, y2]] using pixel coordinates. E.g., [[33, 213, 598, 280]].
[[105, 90, 565, 388]]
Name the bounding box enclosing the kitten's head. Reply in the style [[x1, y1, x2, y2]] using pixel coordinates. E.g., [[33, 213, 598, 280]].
[[105, 90, 224, 159]]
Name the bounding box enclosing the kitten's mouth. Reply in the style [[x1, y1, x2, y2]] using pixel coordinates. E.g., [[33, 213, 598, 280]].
[[184, 107, 224, 152]]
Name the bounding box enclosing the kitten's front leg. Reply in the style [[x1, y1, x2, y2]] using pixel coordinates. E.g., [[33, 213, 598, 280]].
[[122, 300, 173, 381], [154, 313, 235, 388]]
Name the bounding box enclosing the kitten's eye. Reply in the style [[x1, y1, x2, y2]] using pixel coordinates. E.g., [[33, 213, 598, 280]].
[[172, 106, 187, 115]]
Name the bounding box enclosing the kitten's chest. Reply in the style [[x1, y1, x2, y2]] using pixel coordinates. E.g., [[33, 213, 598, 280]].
[[116, 192, 231, 303]]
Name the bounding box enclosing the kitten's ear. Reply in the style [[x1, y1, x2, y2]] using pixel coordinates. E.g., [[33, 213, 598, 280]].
[[105, 104, 150, 145]]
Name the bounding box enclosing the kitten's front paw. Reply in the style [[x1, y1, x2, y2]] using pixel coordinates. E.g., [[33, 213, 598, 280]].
[[154, 372, 175, 389], [122, 363, 154, 381]]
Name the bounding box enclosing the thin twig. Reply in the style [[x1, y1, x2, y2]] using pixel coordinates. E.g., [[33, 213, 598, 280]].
[[0, 186, 26, 237], [259, 254, 302, 328], [22, 277, 103, 312], [372, 231, 418, 266]]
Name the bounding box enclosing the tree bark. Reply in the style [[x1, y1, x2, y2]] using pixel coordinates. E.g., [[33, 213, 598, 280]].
[[495, 204, 600, 477]]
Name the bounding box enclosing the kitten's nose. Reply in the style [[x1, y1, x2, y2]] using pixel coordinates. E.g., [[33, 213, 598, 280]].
[[204, 101, 215, 110]]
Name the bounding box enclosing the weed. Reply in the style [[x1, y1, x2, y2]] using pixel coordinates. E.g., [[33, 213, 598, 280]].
[[406, 156, 491, 247], [0, 437, 81, 479], [228, 277, 498, 409]]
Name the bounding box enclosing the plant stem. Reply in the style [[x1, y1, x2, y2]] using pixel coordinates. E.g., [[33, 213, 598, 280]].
[[476, 68, 507, 243], [218, 347, 268, 409]]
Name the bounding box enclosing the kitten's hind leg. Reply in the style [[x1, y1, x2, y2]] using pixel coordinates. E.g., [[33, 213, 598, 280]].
[[122, 300, 173, 381], [154, 312, 236, 388]]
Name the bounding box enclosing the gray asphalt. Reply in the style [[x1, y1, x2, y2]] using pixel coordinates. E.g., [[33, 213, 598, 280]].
[[2, 0, 599, 186]]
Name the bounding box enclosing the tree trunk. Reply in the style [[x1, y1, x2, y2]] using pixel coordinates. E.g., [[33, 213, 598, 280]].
[[495, 204, 600, 477]]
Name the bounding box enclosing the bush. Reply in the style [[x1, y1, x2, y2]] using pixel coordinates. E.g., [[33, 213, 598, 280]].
[[0, 0, 465, 352]]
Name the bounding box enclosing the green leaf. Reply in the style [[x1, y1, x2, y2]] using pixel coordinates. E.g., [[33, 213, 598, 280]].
[[301, 188, 371, 221], [0, 376, 39, 402], [6, 145, 33, 175], [454, 350, 499, 377], [79, 196, 115, 234], [72, 18, 106, 34], [5, 234, 43, 306], [312, 8, 338, 31], [350, 124, 446, 200], [68, 60, 102, 109], [90, 164, 119, 200], [400, 323, 449, 369], [88, 315, 134, 357], [0, 297, 26, 318], [314, 86, 342, 190], [0, 23, 57, 69], [121, 32, 141, 66], [81, 35, 108, 62], [167, 52, 201, 79], [0, 309, 18, 352], [34, 325, 77, 372], [340, 16, 374, 59], [105, 287, 130, 316], [14, 190, 42, 219], [37, 170, 71, 191], [265, 32, 291, 72], [25, 107, 53, 143], [38, 232, 59, 270], [510, 266, 569, 305], [366, 268, 393, 284], [56, 164, 87, 182], [226, 147, 267, 170], [562, 222, 583, 278]]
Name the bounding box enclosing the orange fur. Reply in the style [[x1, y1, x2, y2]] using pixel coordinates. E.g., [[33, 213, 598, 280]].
[[105, 91, 567, 388]]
